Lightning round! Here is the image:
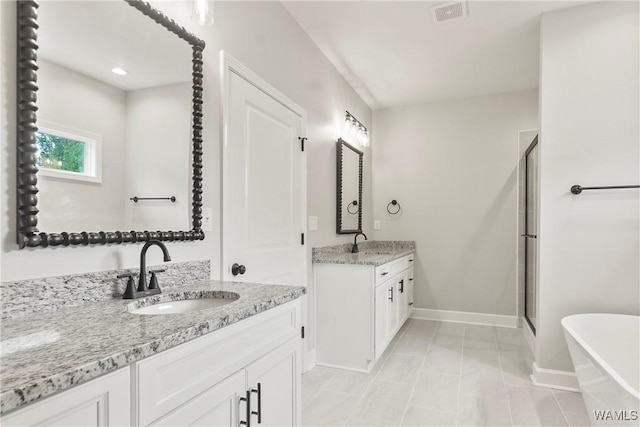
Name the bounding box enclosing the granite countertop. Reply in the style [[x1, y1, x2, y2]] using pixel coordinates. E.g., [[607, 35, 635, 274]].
[[0, 280, 305, 415], [312, 240, 415, 266]]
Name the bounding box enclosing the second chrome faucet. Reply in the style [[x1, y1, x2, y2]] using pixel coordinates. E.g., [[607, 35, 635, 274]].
[[118, 240, 172, 299]]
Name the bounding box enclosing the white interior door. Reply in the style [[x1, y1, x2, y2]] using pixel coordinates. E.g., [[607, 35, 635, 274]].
[[223, 56, 306, 287]]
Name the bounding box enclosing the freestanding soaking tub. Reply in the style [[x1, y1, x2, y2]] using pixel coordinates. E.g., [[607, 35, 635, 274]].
[[562, 314, 640, 426]]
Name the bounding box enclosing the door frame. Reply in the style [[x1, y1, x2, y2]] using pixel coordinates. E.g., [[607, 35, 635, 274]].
[[523, 135, 539, 335], [220, 51, 307, 283]]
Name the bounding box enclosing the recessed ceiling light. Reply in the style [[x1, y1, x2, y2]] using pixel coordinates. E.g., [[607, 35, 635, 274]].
[[111, 67, 127, 76]]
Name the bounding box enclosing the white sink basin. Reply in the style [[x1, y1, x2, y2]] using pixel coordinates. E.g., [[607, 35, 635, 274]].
[[129, 292, 239, 315]]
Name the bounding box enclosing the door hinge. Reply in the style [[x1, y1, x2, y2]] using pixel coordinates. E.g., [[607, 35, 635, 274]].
[[301, 233, 305, 245], [298, 137, 307, 152], [301, 326, 305, 338]]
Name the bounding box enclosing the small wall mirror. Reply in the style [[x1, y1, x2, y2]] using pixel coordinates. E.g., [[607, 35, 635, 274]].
[[336, 138, 363, 234], [16, 0, 205, 248]]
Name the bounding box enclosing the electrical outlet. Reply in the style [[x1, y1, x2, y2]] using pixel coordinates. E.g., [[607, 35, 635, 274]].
[[308, 216, 318, 231], [202, 208, 213, 232], [374, 220, 381, 230]]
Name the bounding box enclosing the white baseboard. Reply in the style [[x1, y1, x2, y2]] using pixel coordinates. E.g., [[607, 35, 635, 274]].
[[303, 349, 316, 373], [411, 308, 519, 328], [314, 361, 368, 373], [531, 362, 580, 391]]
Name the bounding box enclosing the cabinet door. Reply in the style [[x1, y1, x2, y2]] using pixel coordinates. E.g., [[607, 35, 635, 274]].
[[387, 281, 399, 338], [408, 267, 415, 317], [1, 368, 130, 427], [396, 272, 408, 325], [152, 371, 245, 427], [374, 282, 390, 359], [245, 337, 301, 427]]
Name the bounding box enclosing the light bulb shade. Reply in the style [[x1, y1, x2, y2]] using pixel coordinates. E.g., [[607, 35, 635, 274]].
[[342, 111, 369, 147], [362, 133, 370, 147], [343, 118, 352, 135], [192, 0, 213, 26]]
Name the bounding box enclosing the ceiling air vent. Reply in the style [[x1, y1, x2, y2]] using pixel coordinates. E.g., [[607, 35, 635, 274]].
[[432, 1, 468, 23]]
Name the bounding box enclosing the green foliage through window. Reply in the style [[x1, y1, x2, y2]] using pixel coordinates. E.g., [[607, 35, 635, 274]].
[[36, 132, 85, 173]]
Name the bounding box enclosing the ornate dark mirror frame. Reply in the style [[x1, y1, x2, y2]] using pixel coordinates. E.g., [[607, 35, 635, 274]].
[[16, 0, 206, 249], [336, 138, 363, 234]]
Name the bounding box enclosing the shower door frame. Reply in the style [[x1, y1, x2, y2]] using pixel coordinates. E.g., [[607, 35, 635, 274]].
[[523, 136, 538, 335]]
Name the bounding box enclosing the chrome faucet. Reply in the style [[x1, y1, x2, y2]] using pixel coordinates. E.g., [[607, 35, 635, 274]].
[[351, 232, 368, 253], [118, 240, 172, 299]]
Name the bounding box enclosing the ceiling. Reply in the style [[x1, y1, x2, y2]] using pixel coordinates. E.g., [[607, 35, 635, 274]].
[[282, 1, 591, 108], [38, 0, 192, 92]]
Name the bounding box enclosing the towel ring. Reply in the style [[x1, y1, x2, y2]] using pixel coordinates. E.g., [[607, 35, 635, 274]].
[[347, 200, 358, 214], [387, 200, 401, 215]]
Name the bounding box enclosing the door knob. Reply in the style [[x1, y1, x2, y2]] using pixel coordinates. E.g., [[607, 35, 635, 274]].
[[231, 263, 246, 276]]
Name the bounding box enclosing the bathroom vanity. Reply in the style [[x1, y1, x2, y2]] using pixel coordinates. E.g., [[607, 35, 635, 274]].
[[313, 241, 415, 372], [0, 280, 305, 426]]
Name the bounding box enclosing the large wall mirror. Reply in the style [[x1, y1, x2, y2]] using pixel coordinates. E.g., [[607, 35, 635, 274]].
[[16, 0, 205, 248], [336, 138, 363, 234]]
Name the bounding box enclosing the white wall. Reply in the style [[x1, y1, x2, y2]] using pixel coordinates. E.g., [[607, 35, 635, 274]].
[[124, 83, 192, 231], [1, 0, 371, 285], [373, 90, 538, 316], [36, 59, 127, 232], [537, 1, 639, 372]]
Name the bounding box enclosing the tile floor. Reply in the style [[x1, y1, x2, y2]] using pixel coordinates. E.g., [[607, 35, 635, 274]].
[[302, 319, 590, 427]]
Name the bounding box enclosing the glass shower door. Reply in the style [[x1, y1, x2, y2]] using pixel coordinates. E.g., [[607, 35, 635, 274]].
[[524, 137, 538, 334]]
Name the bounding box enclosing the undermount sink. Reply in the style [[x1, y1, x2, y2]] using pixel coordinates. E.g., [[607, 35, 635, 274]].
[[128, 291, 239, 315]]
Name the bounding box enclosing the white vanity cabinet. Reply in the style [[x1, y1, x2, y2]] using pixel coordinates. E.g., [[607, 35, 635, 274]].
[[1, 368, 131, 427], [152, 370, 245, 427], [2, 299, 302, 427], [137, 300, 301, 427], [374, 268, 413, 360], [315, 253, 415, 372], [151, 337, 300, 427]]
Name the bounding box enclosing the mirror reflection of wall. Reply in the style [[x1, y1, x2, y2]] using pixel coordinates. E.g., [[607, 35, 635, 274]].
[[337, 139, 363, 234], [36, 1, 192, 232]]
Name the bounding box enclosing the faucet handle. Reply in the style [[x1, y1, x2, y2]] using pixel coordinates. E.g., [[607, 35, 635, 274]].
[[117, 273, 138, 299], [148, 270, 165, 291]]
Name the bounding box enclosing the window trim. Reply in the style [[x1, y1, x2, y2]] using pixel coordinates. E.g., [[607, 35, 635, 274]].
[[36, 121, 102, 184]]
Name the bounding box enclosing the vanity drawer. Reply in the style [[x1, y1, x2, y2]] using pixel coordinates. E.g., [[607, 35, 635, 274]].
[[135, 300, 300, 426], [375, 253, 415, 285], [375, 263, 392, 284]]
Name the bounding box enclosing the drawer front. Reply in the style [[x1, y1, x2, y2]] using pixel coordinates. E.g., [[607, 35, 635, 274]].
[[375, 253, 415, 285], [136, 300, 300, 426], [375, 263, 392, 284], [406, 254, 415, 270]]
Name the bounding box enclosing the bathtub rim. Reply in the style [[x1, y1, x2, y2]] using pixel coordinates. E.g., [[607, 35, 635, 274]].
[[561, 313, 640, 400]]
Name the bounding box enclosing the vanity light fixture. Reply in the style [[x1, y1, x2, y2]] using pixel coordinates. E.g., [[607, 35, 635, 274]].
[[344, 111, 369, 148], [192, 0, 214, 26], [111, 67, 128, 76]]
